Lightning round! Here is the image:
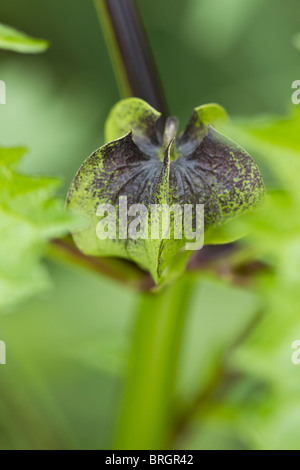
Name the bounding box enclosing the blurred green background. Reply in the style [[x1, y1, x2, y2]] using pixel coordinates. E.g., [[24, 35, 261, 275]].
[[0, 0, 300, 450]]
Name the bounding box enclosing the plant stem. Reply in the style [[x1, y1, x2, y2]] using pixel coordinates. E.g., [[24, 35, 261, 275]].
[[89, 3, 268, 450], [49, 237, 154, 290], [114, 276, 194, 450], [94, 0, 169, 122]]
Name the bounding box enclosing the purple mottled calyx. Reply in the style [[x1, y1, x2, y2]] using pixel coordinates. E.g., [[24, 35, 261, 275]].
[[66, 98, 265, 283]]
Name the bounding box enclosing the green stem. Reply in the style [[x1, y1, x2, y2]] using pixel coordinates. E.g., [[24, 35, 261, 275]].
[[90, 0, 266, 452], [114, 276, 194, 450], [49, 238, 154, 291]]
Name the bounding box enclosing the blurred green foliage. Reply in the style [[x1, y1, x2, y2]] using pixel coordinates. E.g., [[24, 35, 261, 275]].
[[0, 0, 300, 450]]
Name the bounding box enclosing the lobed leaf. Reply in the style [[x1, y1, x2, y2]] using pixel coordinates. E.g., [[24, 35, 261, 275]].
[[0, 147, 75, 310]]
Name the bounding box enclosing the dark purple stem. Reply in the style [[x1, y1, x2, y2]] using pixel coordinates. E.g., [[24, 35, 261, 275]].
[[99, 0, 169, 125]]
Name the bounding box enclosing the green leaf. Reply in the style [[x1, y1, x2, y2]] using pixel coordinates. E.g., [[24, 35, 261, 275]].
[[67, 98, 265, 284], [0, 147, 75, 310], [0, 23, 49, 53]]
